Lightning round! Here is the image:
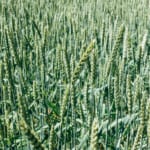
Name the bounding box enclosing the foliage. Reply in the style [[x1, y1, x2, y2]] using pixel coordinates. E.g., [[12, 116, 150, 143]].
[[0, 0, 149, 149]]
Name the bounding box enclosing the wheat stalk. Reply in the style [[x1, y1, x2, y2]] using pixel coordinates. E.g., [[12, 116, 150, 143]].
[[90, 117, 99, 150]]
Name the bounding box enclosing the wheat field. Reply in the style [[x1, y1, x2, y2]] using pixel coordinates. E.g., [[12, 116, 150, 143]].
[[0, 0, 150, 149]]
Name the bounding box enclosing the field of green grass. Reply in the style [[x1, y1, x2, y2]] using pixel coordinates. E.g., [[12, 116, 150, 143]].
[[0, 0, 150, 149]]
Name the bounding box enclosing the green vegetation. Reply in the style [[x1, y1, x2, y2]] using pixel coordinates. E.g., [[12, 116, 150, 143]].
[[0, 0, 149, 149]]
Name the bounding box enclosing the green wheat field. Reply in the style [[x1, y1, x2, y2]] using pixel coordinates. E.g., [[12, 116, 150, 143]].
[[0, 0, 150, 149]]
